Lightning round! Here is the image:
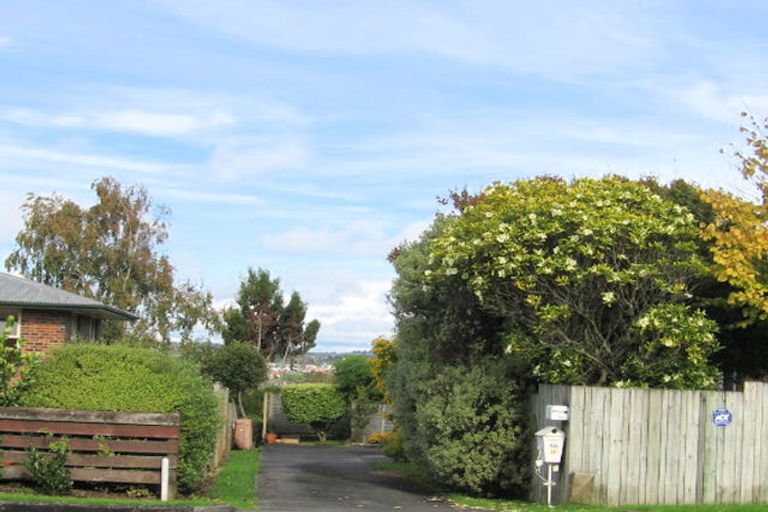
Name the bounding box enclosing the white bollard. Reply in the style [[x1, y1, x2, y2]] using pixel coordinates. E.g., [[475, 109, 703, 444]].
[[161, 456, 170, 501]]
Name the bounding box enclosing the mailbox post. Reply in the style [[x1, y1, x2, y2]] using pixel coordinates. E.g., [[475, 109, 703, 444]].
[[535, 426, 566, 507]]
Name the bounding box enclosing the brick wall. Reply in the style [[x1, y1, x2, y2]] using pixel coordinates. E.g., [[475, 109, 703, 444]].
[[19, 310, 71, 353]]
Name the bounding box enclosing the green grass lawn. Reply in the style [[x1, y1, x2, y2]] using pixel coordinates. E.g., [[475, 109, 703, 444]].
[[0, 491, 219, 508], [376, 461, 768, 512], [208, 448, 261, 510]]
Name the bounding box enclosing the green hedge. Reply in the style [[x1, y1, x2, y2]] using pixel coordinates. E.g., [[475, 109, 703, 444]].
[[21, 344, 219, 492], [281, 384, 346, 441]]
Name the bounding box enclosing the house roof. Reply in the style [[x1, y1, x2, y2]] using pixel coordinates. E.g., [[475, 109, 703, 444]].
[[0, 272, 138, 321]]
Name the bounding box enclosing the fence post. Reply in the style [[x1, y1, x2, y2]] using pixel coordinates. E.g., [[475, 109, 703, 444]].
[[161, 457, 170, 501]]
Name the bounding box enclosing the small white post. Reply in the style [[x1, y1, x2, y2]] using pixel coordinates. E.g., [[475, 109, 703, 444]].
[[161, 457, 170, 502], [546, 464, 553, 508]]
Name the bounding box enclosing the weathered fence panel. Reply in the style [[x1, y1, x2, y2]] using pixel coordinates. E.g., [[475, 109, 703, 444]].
[[532, 382, 768, 506], [211, 383, 236, 471], [0, 407, 179, 498]]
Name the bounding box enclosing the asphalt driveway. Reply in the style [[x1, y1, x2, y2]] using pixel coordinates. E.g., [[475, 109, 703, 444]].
[[257, 444, 462, 512]]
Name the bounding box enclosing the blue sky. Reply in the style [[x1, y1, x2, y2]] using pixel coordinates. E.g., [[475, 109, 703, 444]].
[[1, 1, 767, 351]]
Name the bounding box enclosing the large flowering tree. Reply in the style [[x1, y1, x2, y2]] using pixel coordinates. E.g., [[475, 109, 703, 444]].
[[426, 176, 720, 389]]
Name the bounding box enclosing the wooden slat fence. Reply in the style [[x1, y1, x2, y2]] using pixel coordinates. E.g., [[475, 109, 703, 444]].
[[531, 382, 768, 506], [0, 407, 179, 498]]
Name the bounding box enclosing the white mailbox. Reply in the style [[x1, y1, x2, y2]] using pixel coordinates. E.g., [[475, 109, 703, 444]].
[[545, 404, 569, 421], [535, 426, 566, 464]]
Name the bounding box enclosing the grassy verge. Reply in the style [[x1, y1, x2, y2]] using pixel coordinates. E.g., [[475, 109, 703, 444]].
[[208, 448, 261, 510], [0, 449, 262, 509], [0, 492, 218, 507], [377, 461, 768, 512], [447, 496, 768, 511]]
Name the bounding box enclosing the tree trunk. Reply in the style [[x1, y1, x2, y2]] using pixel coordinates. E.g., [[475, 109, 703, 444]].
[[237, 390, 246, 418], [256, 315, 262, 352]]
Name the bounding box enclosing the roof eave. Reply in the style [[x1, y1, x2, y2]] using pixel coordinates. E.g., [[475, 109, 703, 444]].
[[0, 301, 139, 321]]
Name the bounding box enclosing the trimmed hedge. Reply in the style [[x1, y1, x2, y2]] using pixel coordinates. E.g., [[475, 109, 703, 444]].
[[21, 344, 219, 492], [280, 384, 346, 441]]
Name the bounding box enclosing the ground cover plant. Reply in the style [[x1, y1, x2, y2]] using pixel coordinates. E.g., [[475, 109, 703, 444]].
[[21, 344, 219, 493]]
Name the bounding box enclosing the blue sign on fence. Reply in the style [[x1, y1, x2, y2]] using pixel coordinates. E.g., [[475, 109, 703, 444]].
[[712, 408, 733, 427]]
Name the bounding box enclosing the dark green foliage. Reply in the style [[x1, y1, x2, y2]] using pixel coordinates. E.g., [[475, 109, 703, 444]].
[[24, 439, 72, 495], [638, 177, 768, 386], [242, 388, 264, 441], [350, 387, 378, 442], [382, 431, 405, 461], [334, 355, 383, 441], [208, 342, 267, 417], [389, 220, 527, 496], [21, 344, 219, 493], [0, 316, 40, 406], [223, 268, 320, 362], [412, 359, 530, 496], [334, 355, 378, 399], [280, 384, 346, 442]]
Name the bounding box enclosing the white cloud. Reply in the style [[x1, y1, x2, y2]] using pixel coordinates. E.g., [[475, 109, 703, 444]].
[[262, 217, 431, 258], [0, 191, 23, 239], [154, 187, 263, 205], [2, 107, 235, 136], [210, 139, 309, 181], [0, 36, 12, 48], [307, 280, 393, 345], [159, 1, 661, 80], [671, 81, 768, 123], [0, 143, 174, 174]]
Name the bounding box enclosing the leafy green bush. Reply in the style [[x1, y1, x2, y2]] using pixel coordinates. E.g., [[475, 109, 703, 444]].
[[334, 356, 377, 398], [280, 384, 346, 441], [24, 438, 72, 495], [21, 344, 219, 493], [382, 431, 405, 460], [335, 355, 382, 441], [0, 315, 40, 406], [207, 342, 267, 417], [412, 359, 530, 496]]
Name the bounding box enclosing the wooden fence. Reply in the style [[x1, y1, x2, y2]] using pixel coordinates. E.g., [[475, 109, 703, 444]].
[[532, 382, 768, 506], [0, 407, 179, 498], [212, 383, 236, 471]]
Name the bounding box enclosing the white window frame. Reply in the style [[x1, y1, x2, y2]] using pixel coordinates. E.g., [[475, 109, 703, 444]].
[[0, 309, 21, 339]]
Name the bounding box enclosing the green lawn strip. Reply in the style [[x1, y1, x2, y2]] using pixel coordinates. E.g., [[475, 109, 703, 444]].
[[447, 494, 768, 511], [375, 461, 768, 512], [208, 448, 261, 510], [0, 491, 219, 507]]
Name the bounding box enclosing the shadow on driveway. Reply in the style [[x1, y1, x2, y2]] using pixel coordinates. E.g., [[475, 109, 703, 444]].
[[258, 444, 461, 512]]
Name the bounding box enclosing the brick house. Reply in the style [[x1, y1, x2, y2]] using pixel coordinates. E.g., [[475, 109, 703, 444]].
[[0, 272, 137, 353]]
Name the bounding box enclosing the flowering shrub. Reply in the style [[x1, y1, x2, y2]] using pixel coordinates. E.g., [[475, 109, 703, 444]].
[[426, 176, 720, 387]]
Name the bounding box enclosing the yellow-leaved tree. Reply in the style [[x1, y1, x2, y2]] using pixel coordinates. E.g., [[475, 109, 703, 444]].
[[702, 113, 768, 323]]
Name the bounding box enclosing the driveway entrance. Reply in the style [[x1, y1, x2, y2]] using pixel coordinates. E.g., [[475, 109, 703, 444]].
[[258, 444, 460, 512]]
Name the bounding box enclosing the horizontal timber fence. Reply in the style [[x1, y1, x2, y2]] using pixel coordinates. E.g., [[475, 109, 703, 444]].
[[531, 382, 768, 507], [0, 407, 180, 499]]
